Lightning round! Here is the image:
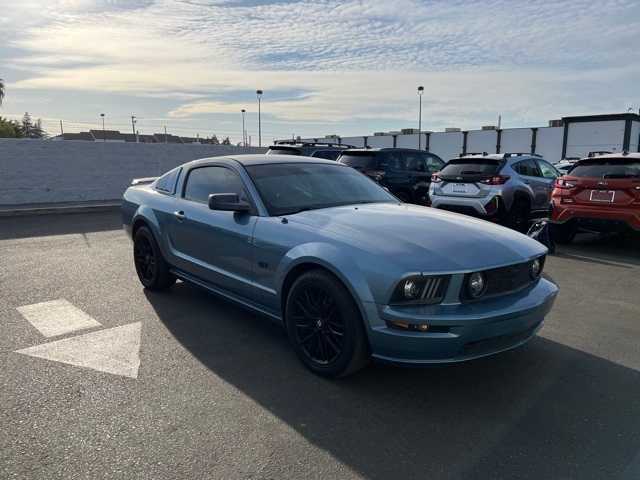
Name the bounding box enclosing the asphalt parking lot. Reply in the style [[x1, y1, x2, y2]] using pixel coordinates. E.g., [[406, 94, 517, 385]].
[[1, 211, 639, 480]]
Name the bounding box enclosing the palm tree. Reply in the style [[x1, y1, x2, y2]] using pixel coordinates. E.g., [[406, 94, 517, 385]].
[[0, 78, 4, 106]]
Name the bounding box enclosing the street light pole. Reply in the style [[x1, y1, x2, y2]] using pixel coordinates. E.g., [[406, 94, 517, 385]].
[[256, 90, 263, 147], [100, 113, 105, 142], [241, 109, 246, 147], [417, 86, 424, 150], [131, 115, 138, 142]]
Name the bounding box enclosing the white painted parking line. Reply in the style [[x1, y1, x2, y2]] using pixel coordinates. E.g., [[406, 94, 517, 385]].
[[17, 299, 101, 337], [15, 322, 142, 378]]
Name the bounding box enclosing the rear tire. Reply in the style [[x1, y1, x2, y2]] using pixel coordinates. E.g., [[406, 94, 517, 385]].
[[505, 198, 530, 233], [552, 222, 577, 244], [133, 226, 176, 291], [285, 270, 369, 378]]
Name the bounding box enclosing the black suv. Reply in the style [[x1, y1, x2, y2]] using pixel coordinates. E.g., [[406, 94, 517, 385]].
[[337, 148, 445, 204], [266, 141, 355, 160]]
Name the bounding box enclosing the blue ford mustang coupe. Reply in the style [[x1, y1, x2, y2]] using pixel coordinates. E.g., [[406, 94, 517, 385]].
[[122, 155, 558, 377]]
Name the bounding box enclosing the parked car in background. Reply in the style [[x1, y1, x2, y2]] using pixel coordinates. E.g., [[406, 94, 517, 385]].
[[555, 158, 579, 174], [429, 153, 560, 232], [122, 154, 557, 378], [266, 141, 354, 160], [551, 152, 640, 242], [337, 148, 445, 204]]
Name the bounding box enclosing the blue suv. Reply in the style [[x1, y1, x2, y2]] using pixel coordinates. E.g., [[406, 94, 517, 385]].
[[429, 153, 560, 231]]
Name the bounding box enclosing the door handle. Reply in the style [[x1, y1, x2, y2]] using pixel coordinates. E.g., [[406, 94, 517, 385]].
[[174, 210, 185, 221]]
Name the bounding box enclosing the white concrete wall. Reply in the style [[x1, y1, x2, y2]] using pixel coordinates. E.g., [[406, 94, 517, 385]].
[[535, 127, 564, 163], [501, 128, 532, 155], [630, 120, 640, 152], [565, 120, 626, 158], [395, 134, 421, 149], [429, 132, 464, 161], [0, 139, 266, 206], [467, 130, 497, 154], [366, 135, 394, 148], [341, 136, 365, 147]]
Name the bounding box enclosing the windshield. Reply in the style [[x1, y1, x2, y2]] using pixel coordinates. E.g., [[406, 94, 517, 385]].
[[439, 158, 502, 176], [245, 163, 396, 216], [569, 159, 640, 178], [338, 153, 379, 169]]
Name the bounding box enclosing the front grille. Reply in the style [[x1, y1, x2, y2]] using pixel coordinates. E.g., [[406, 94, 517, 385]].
[[461, 257, 544, 302]]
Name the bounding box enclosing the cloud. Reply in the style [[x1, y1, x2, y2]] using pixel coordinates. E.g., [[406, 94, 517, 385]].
[[2, 0, 640, 138]]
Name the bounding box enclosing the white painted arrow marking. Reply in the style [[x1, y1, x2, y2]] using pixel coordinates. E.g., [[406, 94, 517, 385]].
[[17, 299, 101, 337], [15, 322, 142, 378]]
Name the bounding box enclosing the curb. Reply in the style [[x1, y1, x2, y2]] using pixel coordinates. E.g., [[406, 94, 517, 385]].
[[0, 202, 121, 217]]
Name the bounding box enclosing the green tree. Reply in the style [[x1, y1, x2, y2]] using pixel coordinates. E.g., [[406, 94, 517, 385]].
[[18, 112, 47, 138], [221, 136, 231, 145], [0, 117, 22, 138], [210, 135, 220, 145], [0, 78, 5, 106]]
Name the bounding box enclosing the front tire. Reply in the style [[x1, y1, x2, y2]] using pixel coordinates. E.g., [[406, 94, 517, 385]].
[[285, 270, 369, 378], [133, 226, 176, 290]]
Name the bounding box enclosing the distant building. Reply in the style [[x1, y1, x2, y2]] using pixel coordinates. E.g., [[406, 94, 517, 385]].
[[89, 129, 126, 142]]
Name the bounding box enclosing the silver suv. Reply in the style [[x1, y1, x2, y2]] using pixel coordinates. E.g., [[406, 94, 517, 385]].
[[429, 153, 560, 231]]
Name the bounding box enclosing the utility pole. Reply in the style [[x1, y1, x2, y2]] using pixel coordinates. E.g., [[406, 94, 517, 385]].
[[164, 125, 168, 144], [417, 86, 424, 150], [59, 120, 64, 135], [131, 115, 137, 142], [100, 113, 105, 142], [256, 90, 263, 147], [241, 109, 246, 147]]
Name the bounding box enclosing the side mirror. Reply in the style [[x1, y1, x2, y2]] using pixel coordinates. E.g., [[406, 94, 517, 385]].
[[208, 193, 250, 212]]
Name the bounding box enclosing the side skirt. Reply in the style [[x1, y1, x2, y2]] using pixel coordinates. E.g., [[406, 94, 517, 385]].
[[170, 268, 284, 325]]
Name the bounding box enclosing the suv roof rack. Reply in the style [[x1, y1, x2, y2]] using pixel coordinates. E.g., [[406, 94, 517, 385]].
[[272, 140, 355, 148], [587, 150, 612, 157], [503, 152, 541, 158], [459, 152, 489, 157]]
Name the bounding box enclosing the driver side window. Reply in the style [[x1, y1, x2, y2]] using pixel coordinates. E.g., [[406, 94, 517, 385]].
[[184, 166, 247, 204]]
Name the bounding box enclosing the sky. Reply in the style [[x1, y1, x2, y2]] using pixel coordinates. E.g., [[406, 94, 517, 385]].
[[1, 0, 639, 143]]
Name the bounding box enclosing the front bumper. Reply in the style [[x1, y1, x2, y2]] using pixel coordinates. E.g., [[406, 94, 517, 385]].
[[362, 277, 558, 364]]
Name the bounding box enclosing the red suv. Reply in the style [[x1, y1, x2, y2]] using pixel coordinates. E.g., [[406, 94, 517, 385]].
[[551, 152, 640, 242]]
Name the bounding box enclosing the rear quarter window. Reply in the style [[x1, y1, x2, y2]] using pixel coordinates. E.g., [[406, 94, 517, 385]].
[[155, 168, 181, 194]]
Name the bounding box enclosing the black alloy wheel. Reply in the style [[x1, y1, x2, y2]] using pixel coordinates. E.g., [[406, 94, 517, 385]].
[[285, 270, 369, 377], [134, 235, 156, 283], [291, 286, 345, 365], [133, 226, 176, 290]]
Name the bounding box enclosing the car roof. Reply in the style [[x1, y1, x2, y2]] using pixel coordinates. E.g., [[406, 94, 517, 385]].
[[185, 154, 340, 168], [579, 152, 640, 161], [341, 148, 428, 153], [453, 153, 543, 164]]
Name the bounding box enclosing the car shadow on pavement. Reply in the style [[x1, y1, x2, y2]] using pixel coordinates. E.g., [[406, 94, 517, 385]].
[[145, 283, 640, 480], [0, 210, 122, 240]]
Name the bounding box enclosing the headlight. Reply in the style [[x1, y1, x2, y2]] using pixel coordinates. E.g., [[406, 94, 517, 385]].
[[467, 272, 486, 298], [390, 275, 449, 305], [530, 258, 542, 279]]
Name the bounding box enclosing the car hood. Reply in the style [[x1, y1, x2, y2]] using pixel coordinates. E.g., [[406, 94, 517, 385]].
[[287, 202, 546, 273]]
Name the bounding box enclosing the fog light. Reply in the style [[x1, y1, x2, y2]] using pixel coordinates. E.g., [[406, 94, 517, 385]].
[[468, 272, 486, 298], [388, 320, 430, 332], [530, 258, 542, 279], [403, 280, 420, 299]]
